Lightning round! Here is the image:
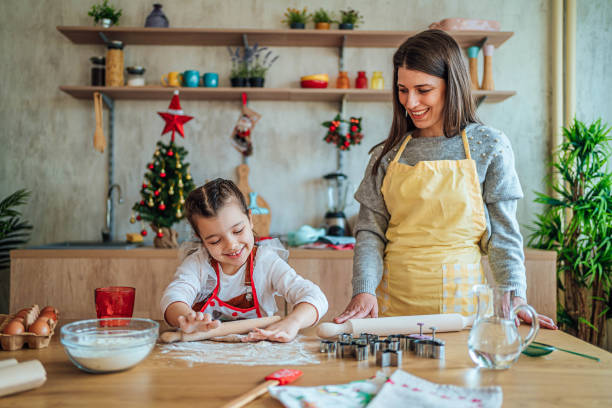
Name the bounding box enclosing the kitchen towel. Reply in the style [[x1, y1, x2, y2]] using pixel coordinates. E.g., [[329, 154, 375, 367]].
[[269, 370, 502, 408]]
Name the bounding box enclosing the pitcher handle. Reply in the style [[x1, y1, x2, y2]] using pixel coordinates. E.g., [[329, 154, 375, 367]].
[[161, 74, 168, 86], [511, 303, 539, 352]]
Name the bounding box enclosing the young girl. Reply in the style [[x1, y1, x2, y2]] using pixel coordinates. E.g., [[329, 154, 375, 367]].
[[161, 178, 328, 342]]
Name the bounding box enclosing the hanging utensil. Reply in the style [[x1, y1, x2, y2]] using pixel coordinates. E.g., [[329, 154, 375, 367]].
[[522, 341, 600, 362], [93, 92, 106, 153]]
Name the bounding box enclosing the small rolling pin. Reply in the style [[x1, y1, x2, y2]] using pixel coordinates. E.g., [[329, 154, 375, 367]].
[[160, 315, 281, 343], [316, 313, 475, 338]]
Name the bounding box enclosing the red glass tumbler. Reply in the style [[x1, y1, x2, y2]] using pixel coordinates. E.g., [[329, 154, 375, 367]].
[[95, 286, 135, 326]]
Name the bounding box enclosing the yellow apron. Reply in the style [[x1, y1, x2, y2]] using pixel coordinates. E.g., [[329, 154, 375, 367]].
[[377, 129, 486, 317]]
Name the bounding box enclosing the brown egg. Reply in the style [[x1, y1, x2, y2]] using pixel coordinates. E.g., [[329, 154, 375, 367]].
[[41, 306, 56, 314], [3, 320, 25, 335], [39, 310, 57, 321], [29, 319, 50, 336], [11, 316, 25, 324], [15, 309, 29, 319]]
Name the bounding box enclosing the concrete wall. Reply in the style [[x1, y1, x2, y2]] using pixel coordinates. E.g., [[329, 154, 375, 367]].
[[0, 0, 609, 243]]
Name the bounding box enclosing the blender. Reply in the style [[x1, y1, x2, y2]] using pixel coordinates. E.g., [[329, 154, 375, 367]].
[[323, 172, 349, 236]]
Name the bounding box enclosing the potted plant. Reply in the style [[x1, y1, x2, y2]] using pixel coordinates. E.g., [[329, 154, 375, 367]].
[[528, 118, 611, 347], [88, 0, 123, 28], [248, 44, 279, 87], [227, 46, 249, 87], [282, 7, 309, 29], [0, 189, 32, 313], [338, 8, 364, 30], [311, 8, 334, 30]]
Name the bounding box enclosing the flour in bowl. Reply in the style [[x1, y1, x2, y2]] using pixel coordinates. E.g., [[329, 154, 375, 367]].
[[65, 336, 155, 372]]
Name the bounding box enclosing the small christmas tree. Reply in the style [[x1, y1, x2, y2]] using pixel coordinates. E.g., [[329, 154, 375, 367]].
[[132, 91, 196, 248]]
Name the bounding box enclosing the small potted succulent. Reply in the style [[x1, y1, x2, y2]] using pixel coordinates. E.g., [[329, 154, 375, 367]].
[[227, 46, 249, 87], [338, 8, 364, 30], [88, 0, 123, 28], [311, 8, 334, 30], [282, 7, 309, 29], [248, 45, 280, 87]]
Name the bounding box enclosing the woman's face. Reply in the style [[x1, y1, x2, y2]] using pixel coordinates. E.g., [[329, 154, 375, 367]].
[[397, 67, 446, 137]]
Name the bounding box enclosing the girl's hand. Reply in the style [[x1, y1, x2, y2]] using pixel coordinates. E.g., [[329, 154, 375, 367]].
[[177, 311, 221, 334], [242, 318, 301, 343], [333, 293, 378, 324], [512, 296, 558, 330]]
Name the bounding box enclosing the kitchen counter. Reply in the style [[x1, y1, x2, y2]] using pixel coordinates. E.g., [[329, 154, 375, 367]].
[[1, 322, 610, 407]]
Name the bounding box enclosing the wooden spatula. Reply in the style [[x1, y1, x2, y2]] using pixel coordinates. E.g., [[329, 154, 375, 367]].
[[93, 92, 106, 153], [221, 368, 303, 408]]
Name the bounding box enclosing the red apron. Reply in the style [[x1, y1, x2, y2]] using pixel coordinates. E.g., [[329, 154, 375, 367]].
[[195, 247, 262, 321]]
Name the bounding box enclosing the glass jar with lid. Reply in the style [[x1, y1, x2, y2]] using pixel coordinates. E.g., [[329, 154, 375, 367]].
[[90, 56, 105, 86], [105, 41, 124, 86], [126, 66, 146, 86]]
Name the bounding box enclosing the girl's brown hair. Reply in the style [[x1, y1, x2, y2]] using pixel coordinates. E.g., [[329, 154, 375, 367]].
[[184, 178, 249, 239], [371, 29, 479, 175]]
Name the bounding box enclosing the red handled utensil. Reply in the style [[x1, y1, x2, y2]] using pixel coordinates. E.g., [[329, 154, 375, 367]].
[[221, 368, 303, 408]]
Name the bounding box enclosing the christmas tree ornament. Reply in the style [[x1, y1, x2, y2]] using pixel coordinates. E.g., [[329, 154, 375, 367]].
[[160, 169, 166, 178], [178, 178, 184, 188], [136, 214, 142, 221], [179, 191, 185, 205], [148, 197, 154, 207], [140, 200, 145, 206], [322, 114, 364, 151], [156, 229, 164, 238], [169, 184, 175, 195], [176, 208, 182, 217], [154, 149, 160, 156], [148, 163, 154, 170], [167, 149, 174, 157], [142, 182, 148, 189], [231, 93, 262, 157], [129, 214, 136, 224], [141, 229, 148, 236], [176, 153, 182, 168], [158, 90, 194, 142], [159, 201, 166, 211], [154, 189, 160, 197], [185, 172, 192, 181]]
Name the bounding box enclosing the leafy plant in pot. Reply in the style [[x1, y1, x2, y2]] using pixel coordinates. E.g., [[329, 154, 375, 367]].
[[0, 189, 32, 314], [311, 8, 334, 30], [88, 0, 122, 28], [248, 45, 279, 88], [227, 46, 249, 87], [338, 8, 364, 30], [282, 7, 309, 29], [528, 118, 611, 347]]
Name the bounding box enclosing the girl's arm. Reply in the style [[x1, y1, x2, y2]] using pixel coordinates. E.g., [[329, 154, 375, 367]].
[[243, 302, 317, 343], [164, 301, 220, 334]]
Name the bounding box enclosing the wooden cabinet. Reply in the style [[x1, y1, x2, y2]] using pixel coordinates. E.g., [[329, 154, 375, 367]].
[[10, 248, 555, 322]]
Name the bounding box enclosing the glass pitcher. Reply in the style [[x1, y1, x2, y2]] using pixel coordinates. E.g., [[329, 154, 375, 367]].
[[468, 284, 539, 370]]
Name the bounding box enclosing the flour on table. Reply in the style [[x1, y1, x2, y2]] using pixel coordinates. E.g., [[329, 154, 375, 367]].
[[156, 335, 319, 366]]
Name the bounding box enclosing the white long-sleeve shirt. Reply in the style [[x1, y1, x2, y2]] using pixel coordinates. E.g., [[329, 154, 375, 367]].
[[160, 239, 328, 322]]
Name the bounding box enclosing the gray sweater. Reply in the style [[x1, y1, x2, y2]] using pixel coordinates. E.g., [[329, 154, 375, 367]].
[[353, 122, 527, 300]]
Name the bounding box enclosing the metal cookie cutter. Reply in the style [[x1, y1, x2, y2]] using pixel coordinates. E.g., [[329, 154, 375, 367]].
[[355, 343, 369, 360], [319, 340, 337, 356], [407, 322, 433, 352], [414, 326, 445, 359], [386, 335, 401, 351], [376, 349, 403, 367], [338, 333, 353, 343], [337, 341, 355, 358]]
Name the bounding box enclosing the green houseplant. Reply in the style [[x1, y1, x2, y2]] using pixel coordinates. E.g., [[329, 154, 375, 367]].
[[0, 189, 32, 313], [311, 8, 334, 29], [528, 118, 611, 347], [227, 46, 250, 87], [282, 7, 309, 29], [88, 0, 122, 27], [338, 8, 364, 30]]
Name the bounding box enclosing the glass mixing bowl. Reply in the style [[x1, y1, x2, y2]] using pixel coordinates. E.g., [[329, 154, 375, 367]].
[[60, 318, 159, 373]]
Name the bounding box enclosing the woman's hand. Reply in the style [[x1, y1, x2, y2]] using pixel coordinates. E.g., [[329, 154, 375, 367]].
[[333, 293, 378, 324], [512, 296, 557, 330], [177, 310, 221, 334], [242, 318, 301, 343]]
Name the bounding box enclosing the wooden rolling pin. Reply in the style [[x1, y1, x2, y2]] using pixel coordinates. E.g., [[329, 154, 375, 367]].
[[160, 315, 281, 343], [0, 359, 47, 397], [316, 314, 475, 338]]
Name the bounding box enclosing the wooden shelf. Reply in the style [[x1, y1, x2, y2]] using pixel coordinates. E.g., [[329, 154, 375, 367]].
[[59, 86, 515, 103], [57, 26, 513, 48]]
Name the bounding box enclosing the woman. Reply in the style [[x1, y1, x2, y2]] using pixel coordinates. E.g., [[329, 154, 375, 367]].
[[335, 30, 556, 329]]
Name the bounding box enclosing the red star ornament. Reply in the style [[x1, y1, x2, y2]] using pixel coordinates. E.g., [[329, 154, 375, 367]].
[[158, 90, 193, 142]]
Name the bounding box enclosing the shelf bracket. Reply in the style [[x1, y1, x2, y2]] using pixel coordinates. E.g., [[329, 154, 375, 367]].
[[98, 31, 111, 46], [100, 93, 118, 240], [476, 35, 489, 49], [338, 35, 346, 71], [476, 95, 487, 107], [242, 33, 249, 50]]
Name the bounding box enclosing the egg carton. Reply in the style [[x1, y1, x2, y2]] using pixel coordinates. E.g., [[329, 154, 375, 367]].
[[0, 305, 59, 351]]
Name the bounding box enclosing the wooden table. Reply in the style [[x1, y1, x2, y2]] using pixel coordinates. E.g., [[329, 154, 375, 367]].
[[2, 325, 610, 407]]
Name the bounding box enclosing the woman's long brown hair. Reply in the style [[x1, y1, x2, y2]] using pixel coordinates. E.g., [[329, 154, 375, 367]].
[[371, 29, 480, 175]]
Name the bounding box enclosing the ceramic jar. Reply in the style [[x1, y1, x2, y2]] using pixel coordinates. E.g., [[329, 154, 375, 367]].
[[336, 71, 350, 89], [355, 71, 368, 89], [145, 4, 169, 28], [371, 71, 384, 90]]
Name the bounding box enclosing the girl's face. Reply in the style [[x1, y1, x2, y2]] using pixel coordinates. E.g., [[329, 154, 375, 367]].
[[397, 67, 446, 137], [196, 200, 254, 274]]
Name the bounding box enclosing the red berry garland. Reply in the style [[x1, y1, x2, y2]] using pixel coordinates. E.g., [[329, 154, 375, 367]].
[[322, 114, 363, 151]]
